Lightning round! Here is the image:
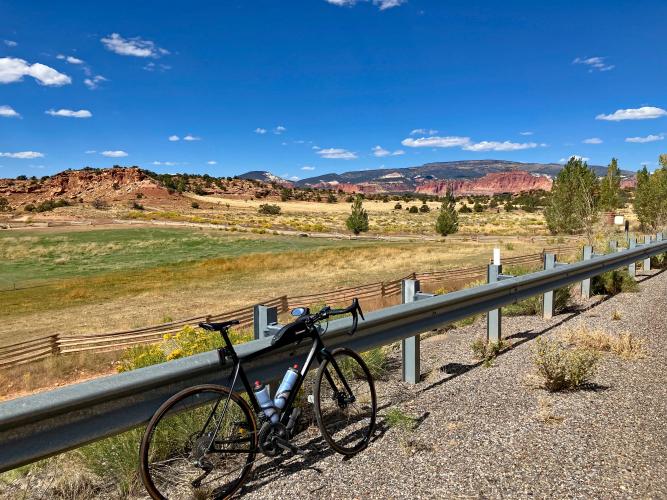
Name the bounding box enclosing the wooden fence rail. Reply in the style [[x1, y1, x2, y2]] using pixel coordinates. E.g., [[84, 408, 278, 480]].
[[0, 246, 581, 369]]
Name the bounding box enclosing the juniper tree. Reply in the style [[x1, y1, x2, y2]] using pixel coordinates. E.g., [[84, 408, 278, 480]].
[[346, 195, 369, 235], [435, 189, 458, 236]]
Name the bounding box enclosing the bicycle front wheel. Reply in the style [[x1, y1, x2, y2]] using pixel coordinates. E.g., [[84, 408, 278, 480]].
[[140, 384, 257, 500], [313, 347, 377, 455]]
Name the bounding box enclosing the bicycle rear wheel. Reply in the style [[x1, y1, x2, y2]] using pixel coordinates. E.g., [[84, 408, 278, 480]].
[[313, 347, 377, 455], [140, 384, 257, 500]]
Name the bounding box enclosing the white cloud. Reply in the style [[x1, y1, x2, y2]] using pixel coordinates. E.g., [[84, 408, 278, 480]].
[[0, 57, 71, 86], [101, 150, 128, 158], [3, 40, 17, 47], [410, 128, 438, 136], [573, 56, 614, 72], [207, 160, 217, 165], [290, 176, 300, 181], [519, 131, 533, 136], [273, 125, 286, 135], [101, 33, 169, 58], [84, 75, 107, 89], [85, 150, 97, 154], [57, 54, 84, 65], [45, 108, 92, 118], [0, 151, 44, 159], [254, 127, 267, 134], [0, 105, 20, 118], [317, 148, 358, 160], [559, 155, 589, 163], [625, 134, 665, 143], [372, 145, 404, 157], [183, 134, 201, 141], [582, 137, 603, 144], [325, 0, 406, 9], [312, 145, 320, 150], [152, 160, 177, 166], [301, 165, 316, 171], [168, 135, 180, 142], [463, 141, 539, 152], [373, 0, 406, 10], [143, 62, 171, 72], [596, 106, 667, 121], [402, 136, 471, 148]]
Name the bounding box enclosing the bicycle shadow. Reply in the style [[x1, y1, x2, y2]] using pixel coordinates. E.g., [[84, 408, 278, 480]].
[[238, 417, 392, 496]]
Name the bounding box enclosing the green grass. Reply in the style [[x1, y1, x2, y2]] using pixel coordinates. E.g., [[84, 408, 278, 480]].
[[0, 227, 375, 287]]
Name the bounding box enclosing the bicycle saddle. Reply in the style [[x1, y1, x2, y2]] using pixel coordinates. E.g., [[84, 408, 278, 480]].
[[199, 320, 240, 332]]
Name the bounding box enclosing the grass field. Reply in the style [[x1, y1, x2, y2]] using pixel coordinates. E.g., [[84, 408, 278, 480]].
[[0, 226, 548, 345]]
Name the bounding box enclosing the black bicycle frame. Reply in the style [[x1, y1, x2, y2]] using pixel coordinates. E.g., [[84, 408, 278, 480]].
[[219, 325, 354, 426]]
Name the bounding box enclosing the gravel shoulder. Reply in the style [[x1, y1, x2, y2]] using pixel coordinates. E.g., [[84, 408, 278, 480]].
[[242, 269, 667, 499]]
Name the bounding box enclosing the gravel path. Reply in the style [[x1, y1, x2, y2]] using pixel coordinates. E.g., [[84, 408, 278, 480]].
[[241, 268, 667, 499]]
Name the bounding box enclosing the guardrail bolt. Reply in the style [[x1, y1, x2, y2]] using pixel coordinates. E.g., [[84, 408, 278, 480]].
[[581, 245, 593, 300], [253, 305, 278, 340], [401, 279, 421, 384], [628, 237, 637, 278], [543, 253, 556, 320], [486, 264, 502, 342]]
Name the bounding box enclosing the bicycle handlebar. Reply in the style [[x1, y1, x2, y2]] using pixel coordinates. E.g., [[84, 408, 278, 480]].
[[310, 298, 365, 336]]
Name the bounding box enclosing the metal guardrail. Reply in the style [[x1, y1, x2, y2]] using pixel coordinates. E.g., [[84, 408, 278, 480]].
[[0, 234, 665, 472]]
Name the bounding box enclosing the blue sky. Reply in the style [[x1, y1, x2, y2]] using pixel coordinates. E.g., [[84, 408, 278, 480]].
[[1, 0, 666, 180]]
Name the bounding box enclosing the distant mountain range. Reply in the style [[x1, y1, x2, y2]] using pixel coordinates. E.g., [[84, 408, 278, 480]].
[[240, 160, 636, 195]]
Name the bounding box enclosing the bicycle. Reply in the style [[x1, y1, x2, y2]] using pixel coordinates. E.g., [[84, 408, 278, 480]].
[[139, 298, 377, 499]]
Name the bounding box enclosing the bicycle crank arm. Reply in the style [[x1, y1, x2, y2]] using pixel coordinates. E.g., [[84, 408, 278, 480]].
[[273, 436, 306, 455]]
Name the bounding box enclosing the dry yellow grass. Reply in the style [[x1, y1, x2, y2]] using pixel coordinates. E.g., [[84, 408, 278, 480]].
[[1, 238, 545, 344], [560, 326, 645, 360]]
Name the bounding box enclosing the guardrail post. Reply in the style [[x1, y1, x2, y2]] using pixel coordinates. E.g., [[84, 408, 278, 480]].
[[581, 245, 593, 299], [487, 264, 502, 342], [401, 279, 420, 384], [628, 237, 637, 278], [542, 254, 556, 320], [658, 232, 664, 242], [253, 305, 278, 340], [608, 240, 617, 253], [643, 235, 653, 272]]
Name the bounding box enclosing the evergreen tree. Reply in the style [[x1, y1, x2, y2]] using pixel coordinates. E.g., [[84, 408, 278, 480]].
[[599, 158, 621, 211], [545, 156, 600, 236], [346, 195, 369, 235], [435, 189, 458, 236]]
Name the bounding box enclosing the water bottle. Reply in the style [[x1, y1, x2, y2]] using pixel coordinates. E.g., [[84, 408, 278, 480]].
[[253, 381, 278, 424], [274, 365, 299, 411]]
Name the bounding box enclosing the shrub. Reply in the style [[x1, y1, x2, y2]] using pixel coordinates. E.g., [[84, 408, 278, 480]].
[[394, 202, 402, 210], [191, 201, 200, 209], [25, 199, 71, 213], [258, 203, 281, 215], [91, 198, 109, 210], [419, 202, 430, 213], [132, 201, 144, 210], [117, 344, 167, 372], [327, 193, 337, 203], [408, 205, 419, 214], [459, 204, 472, 213], [471, 338, 509, 366], [591, 269, 638, 295], [532, 338, 599, 391], [193, 185, 206, 196], [0, 197, 10, 212], [504, 287, 572, 316], [473, 202, 484, 212]]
